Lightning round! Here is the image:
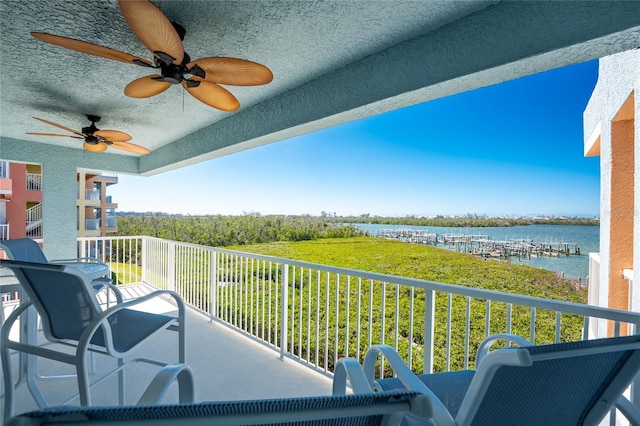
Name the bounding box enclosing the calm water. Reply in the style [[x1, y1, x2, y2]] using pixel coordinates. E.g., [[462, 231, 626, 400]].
[[352, 223, 599, 282]]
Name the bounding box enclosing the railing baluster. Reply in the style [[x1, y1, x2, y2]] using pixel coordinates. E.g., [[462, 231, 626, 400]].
[[249, 257, 254, 335], [446, 293, 452, 371], [267, 262, 272, 343], [307, 269, 311, 364], [464, 296, 470, 370], [291, 266, 296, 358], [408, 286, 414, 370], [298, 267, 303, 361], [394, 284, 400, 353], [334, 273, 340, 370], [345, 275, 351, 359], [356, 277, 362, 362], [381, 281, 387, 346], [324, 272, 329, 372], [423, 289, 435, 375], [485, 300, 491, 338], [210, 251, 217, 320], [582, 316, 589, 341], [261, 260, 265, 341], [316, 271, 320, 367], [280, 263, 289, 360], [368, 279, 374, 351], [530, 307, 536, 342]]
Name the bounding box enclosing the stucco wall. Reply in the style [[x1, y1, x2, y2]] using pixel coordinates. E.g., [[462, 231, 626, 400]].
[[583, 49, 639, 327]]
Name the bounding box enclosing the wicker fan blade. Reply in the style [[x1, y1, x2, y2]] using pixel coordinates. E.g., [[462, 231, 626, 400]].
[[83, 142, 108, 152], [31, 32, 153, 67], [94, 130, 132, 142], [182, 79, 240, 111], [119, 0, 184, 65], [124, 75, 172, 98], [111, 140, 151, 155], [26, 132, 83, 139], [189, 57, 273, 86], [32, 117, 85, 137]]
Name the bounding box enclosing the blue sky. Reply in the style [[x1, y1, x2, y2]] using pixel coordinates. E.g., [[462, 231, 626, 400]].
[[112, 60, 600, 217]]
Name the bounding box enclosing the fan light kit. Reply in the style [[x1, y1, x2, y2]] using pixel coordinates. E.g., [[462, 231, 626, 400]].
[[26, 115, 151, 154], [31, 0, 273, 111]]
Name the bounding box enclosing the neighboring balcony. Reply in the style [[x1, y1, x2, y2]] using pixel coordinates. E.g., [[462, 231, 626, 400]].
[[25, 173, 42, 192], [104, 196, 117, 207], [2, 235, 639, 423], [84, 189, 101, 202], [105, 215, 117, 233]]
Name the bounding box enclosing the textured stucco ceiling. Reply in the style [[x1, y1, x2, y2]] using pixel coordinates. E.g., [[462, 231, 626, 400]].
[[1, 0, 639, 177]]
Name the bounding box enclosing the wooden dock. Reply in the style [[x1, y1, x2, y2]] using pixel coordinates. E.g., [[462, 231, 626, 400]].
[[375, 229, 581, 260]]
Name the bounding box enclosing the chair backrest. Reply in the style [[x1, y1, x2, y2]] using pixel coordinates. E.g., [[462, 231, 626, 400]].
[[0, 238, 48, 263], [4, 390, 429, 426], [457, 335, 640, 426], [0, 259, 102, 343]]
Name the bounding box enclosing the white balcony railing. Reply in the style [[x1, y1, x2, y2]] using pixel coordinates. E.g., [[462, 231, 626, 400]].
[[25, 204, 42, 238], [85, 219, 100, 230], [0, 161, 8, 179], [0, 223, 8, 240], [25, 173, 42, 191], [85, 189, 100, 201], [76, 235, 640, 423], [106, 216, 117, 228]]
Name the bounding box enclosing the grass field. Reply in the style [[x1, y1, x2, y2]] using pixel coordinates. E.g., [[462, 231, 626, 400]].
[[230, 236, 587, 303]]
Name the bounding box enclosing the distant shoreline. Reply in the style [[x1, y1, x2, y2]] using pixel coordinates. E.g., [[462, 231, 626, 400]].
[[116, 211, 599, 227], [335, 215, 599, 227]]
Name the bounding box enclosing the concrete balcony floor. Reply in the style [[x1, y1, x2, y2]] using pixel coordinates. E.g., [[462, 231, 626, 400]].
[[2, 284, 334, 419]]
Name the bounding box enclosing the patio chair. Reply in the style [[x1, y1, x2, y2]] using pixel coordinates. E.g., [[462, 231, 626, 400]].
[[0, 259, 186, 421], [334, 333, 640, 426], [4, 389, 432, 426], [0, 238, 121, 304]]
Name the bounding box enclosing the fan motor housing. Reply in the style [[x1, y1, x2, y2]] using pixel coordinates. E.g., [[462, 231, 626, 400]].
[[85, 135, 99, 144], [161, 64, 185, 84]]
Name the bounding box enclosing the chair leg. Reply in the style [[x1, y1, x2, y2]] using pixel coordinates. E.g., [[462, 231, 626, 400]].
[[118, 358, 125, 405], [76, 353, 92, 406], [1, 339, 15, 421], [24, 306, 47, 409], [25, 353, 47, 409]]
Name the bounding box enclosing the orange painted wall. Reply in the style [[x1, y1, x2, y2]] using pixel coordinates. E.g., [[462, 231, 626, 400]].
[[608, 115, 634, 333]]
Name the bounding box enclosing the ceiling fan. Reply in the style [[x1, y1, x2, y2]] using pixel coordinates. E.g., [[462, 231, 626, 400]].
[[26, 115, 150, 154], [30, 0, 273, 112]]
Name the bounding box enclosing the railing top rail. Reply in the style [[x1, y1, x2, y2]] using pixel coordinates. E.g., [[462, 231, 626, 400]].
[[85, 235, 640, 325]]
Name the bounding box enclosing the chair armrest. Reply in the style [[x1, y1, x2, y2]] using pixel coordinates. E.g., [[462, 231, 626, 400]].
[[615, 396, 640, 424], [137, 364, 194, 405], [77, 290, 185, 356], [476, 333, 532, 367], [92, 279, 123, 304], [1, 301, 33, 342], [363, 345, 455, 426], [333, 357, 373, 395]]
